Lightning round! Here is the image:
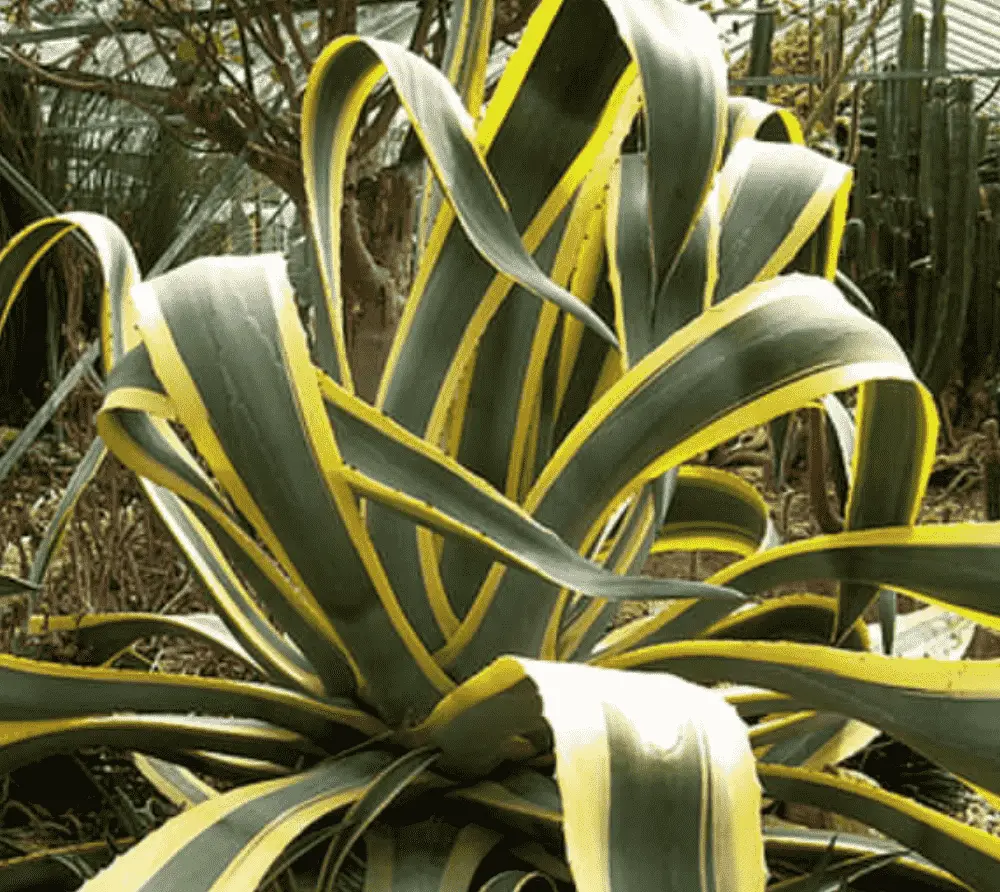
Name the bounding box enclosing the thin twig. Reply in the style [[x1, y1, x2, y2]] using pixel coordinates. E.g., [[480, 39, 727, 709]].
[[975, 77, 1000, 113], [274, 0, 313, 72]]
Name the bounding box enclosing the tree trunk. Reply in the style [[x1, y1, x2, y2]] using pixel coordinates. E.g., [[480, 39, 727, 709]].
[[342, 165, 416, 402]]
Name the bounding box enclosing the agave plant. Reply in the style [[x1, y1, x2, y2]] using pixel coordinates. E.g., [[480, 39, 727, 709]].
[[3, 0, 1000, 889]]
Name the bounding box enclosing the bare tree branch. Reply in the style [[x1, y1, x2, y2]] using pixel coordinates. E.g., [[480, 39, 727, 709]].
[[247, 0, 298, 98], [273, 0, 313, 72]]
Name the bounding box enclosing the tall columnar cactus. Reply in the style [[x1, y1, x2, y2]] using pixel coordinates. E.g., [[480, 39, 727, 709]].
[[983, 185, 1000, 379], [841, 0, 994, 405], [928, 0, 947, 73], [746, 1, 777, 102], [921, 78, 978, 395]]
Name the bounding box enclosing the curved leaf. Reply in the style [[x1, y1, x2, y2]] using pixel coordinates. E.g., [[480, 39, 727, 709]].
[[361, 819, 502, 892], [652, 189, 720, 345], [132, 753, 217, 809], [431, 173, 619, 641], [708, 523, 1000, 633], [767, 849, 908, 892], [315, 748, 442, 890], [385, 60, 640, 653], [429, 213, 574, 643], [700, 595, 868, 651], [0, 213, 141, 593], [724, 97, 804, 160], [500, 166, 618, 502], [0, 713, 320, 776], [99, 336, 333, 696], [29, 218, 339, 698], [692, 596, 871, 772], [652, 465, 778, 558], [712, 140, 851, 304], [607, 152, 655, 367], [600, 0, 726, 286], [0, 653, 384, 747], [602, 638, 1000, 798], [377, 0, 635, 469], [81, 750, 394, 891], [760, 765, 1000, 892], [27, 612, 263, 673], [760, 605, 977, 771], [98, 377, 343, 696], [0, 212, 141, 371], [406, 657, 766, 891], [417, 0, 495, 252], [371, 0, 722, 673], [763, 825, 968, 892], [839, 379, 938, 650], [303, 32, 617, 391]]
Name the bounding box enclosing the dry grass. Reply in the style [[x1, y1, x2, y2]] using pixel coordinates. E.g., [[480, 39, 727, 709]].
[[0, 383, 219, 868], [0, 380, 213, 655]]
